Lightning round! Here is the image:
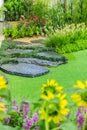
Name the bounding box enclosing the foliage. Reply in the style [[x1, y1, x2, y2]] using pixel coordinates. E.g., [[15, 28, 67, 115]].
[[3, 0, 87, 29], [0, 76, 10, 121], [4, 0, 33, 21], [47, 1, 65, 29], [45, 23, 87, 53], [31, 0, 49, 20], [4, 0, 24, 21], [38, 79, 70, 130], [1, 77, 87, 130], [0, 76, 39, 130], [3, 16, 53, 38], [4, 98, 39, 130]]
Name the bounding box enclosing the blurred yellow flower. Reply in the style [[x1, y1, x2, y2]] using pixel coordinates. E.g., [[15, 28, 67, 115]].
[[41, 79, 63, 98], [0, 76, 7, 89], [74, 80, 86, 89], [71, 80, 87, 108], [41, 91, 54, 100], [0, 76, 6, 86], [0, 102, 6, 112], [40, 79, 69, 124]]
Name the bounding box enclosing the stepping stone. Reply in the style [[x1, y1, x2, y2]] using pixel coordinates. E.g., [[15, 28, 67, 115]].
[[38, 51, 64, 59], [18, 58, 63, 67], [0, 63, 49, 77], [7, 49, 33, 54], [31, 39, 45, 44], [37, 51, 67, 63]]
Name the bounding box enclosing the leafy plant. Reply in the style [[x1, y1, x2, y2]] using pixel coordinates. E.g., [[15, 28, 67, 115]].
[[4, 0, 32, 21], [45, 23, 87, 53]]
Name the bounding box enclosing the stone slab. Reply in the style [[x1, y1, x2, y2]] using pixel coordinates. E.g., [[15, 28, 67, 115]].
[[7, 49, 33, 54], [18, 58, 63, 67], [31, 39, 45, 44], [37, 51, 64, 59], [0, 63, 49, 77]]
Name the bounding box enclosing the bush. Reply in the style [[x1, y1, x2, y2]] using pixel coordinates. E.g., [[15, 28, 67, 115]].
[[4, 0, 33, 21], [45, 23, 87, 53]]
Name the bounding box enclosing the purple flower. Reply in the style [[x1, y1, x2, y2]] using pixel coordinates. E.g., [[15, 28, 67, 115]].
[[75, 108, 81, 117], [13, 105, 19, 112], [32, 113, 39, 123], [4, 117, 11, 124], [3, 22, 11, 28], [12, 98, 19, 112], [84, 108, 87, 114], [23, 117, 32, 130], [23, 104, 30, 118], [0, 97, 3, 101], [34, 126, 40, 130], [76, 113, 84, 130], [12, 98, 16, 106]]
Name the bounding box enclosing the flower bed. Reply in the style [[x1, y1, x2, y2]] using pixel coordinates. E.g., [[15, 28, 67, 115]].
[[0, 76, 87, 130]]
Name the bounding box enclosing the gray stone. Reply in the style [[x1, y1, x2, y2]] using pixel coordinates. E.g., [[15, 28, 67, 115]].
[[37, 51, 64, 59], [7, 49, 33, 54], [31, 39, 45, 44], [13, 41, 31, 46], [18, 58, 63, 67], [0, 63, 49, 77]]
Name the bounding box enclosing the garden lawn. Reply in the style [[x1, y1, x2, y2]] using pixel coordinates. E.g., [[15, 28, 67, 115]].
[[1, 49, 87, 103]]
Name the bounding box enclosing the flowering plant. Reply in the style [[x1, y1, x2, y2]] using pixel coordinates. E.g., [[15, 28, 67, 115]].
[[38, 79, 70, 130], [4, 97, 39, 130], [1, 76, 87, 130], [0, 76, 39, 130], [0, 76, 8, 119]]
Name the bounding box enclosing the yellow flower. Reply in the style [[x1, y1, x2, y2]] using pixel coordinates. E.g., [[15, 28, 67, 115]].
[[40, 94, 69, 123], [0, 76, 7, 90], [41, 79, 63, 99], [71, 80, 87, 108], [74, 80, 86, 89], [0, 102, 6, 112], [0, 76, 6, 86], [41, 91, 54, 100], [39, 79, 69, 124], [52, 114, 63, 123]]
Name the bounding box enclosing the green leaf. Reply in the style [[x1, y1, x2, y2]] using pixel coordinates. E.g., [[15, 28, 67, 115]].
[[0, 123, 16, 130], [60, 121, 78, 130]]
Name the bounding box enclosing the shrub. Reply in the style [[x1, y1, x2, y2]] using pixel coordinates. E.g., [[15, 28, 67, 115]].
[[4, 0, 33, 21], [45, 23, 87, 53]]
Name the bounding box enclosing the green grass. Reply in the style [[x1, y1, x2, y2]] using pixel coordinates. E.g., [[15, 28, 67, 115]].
[[1, 49, 87, 103]]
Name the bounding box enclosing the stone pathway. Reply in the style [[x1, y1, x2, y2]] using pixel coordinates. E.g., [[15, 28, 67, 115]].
[[14, 36, 45, 47], [0, 37, 68, 77]]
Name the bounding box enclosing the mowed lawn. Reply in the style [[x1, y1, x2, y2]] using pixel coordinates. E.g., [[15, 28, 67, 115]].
[[1, 49, 87, 102]]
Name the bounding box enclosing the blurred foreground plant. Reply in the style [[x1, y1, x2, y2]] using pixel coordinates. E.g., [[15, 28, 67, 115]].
[[38, 79, 70, 130]]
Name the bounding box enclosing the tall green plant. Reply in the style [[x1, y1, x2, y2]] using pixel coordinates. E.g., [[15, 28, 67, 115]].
[[47, 1, 65, 29], [31, 0, 49, 19], [4, 0, 33, 21]]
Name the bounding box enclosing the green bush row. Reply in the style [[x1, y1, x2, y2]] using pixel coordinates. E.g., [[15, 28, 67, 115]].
[[4, 0, 87, 27], [3, 25, 54, 39]]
